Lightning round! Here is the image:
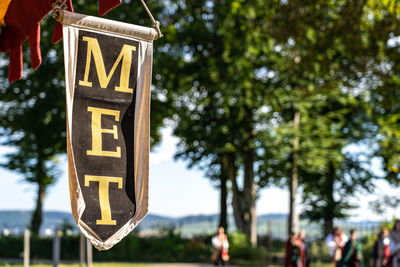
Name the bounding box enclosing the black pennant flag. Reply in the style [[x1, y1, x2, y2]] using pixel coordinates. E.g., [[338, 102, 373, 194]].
[[62, 11, 156, 250]]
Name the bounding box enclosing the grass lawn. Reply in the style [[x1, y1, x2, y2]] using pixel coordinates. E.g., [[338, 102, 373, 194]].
[[1, 262, 334, 267], [0, 264, 152, 267]]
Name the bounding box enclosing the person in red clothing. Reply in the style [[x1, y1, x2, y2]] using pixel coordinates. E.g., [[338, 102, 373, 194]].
[[300, 230, 311, 267], [372, 228, 391, 267], [211, 227, 229, 266], [285, 232, 306, 267]]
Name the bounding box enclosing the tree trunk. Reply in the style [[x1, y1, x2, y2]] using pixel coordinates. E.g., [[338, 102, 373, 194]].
[[288, 110, 300, 235], [229, 153, 246, 232], [230, 150, 257, 246], [324, 161, 335, 237], [243, 148, 257, 246], [324, 217, 334, 238], [31, 158, 46, 235], [219, 155, 228, 231], [31, 182, 46, 234]]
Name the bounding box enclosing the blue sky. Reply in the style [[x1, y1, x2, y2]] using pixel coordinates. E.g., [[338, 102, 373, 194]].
[[0, 128, 399, 221]]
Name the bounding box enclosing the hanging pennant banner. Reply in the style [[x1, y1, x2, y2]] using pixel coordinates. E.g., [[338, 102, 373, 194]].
[[62, 11, 158, 250]]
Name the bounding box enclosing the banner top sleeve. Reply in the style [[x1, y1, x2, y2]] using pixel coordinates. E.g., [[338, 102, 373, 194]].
[[59, 11, 159, 42]]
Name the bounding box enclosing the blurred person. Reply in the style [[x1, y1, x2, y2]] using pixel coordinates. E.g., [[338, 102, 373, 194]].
[[372, 228, 390, 267], [389, 220, 400, 267], [211, 226, 229, 266], [326, 227, 348, 265], [299, 230, 311, 267], [285, 232, 306, 267], [337, 229, 364, 267]]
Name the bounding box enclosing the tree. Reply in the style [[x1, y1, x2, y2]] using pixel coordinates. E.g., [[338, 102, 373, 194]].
[[157, 0, 399, 237], [299, 92, 375, 236], [260, 0, 391, 235], [152, 0, 278, 245], [365, 2, 400, 185]]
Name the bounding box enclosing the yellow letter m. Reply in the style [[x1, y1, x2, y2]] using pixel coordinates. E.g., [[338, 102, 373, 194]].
[[79, 36, 136, 93]]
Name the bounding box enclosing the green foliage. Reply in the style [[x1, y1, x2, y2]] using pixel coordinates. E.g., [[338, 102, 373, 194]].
[[153, 0, 287, 241], [255, 0, 400, 233], [0, 234, 208, 262], [229, 231, 250, 249], [354, 1, 400, 185], [228, 231, 267, 266], [0, 235, 22, 258], [361, 232, 378, 266], [0, 232, 267, 265], [310, 239, 332, 264], [153, 0, 400, 237], [94, 234, 210, 262], [300, 94, 376, 226]]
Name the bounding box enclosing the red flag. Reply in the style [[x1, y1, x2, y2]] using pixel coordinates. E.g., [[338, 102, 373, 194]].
[[0, 0, 121, 83]]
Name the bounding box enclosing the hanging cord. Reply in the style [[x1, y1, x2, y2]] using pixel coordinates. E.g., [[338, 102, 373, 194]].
[[138, 0, 163, 38]]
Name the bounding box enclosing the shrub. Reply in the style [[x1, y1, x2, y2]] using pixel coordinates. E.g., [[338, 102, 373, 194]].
[[310, 239, 331, 263], [228, 231, 267, 266], [0, 231, 268, 265], [0, 235, 23, 258]]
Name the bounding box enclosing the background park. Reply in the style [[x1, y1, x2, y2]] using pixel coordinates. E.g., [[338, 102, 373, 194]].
[[1, 0, 400, 266]]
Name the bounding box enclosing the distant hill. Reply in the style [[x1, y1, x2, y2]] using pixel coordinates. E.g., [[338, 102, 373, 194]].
[[0, 210, 75, 235], [0, 210, 287, 236], [259, 213, 287, 220], [0, 210, 382, 239]]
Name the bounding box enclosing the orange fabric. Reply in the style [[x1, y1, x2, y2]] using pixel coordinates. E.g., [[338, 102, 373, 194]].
[[0, 0, 12, 26]]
